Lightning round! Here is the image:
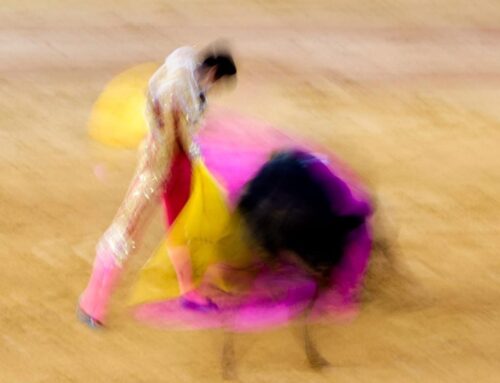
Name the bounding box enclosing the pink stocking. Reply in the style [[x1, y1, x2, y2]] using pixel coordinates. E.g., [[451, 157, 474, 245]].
[[79, 246, 122, 324]]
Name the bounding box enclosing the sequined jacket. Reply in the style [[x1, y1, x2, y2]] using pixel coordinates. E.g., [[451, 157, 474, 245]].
[[98, 47, 205, 266]]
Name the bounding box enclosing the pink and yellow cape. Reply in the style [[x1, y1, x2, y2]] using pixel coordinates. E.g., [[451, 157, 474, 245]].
[[88, 64, 373, 331]]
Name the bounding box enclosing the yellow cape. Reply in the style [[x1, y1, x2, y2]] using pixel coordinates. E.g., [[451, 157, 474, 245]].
[[88, 62, 159, 148], [129, 160, 253, 306]]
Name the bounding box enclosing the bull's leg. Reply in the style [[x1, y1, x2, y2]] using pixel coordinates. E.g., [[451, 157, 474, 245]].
[[221, 331, 237, 380]]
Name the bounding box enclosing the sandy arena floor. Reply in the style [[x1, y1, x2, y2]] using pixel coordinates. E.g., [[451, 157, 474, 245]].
[[0, 1, 499, 382]]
